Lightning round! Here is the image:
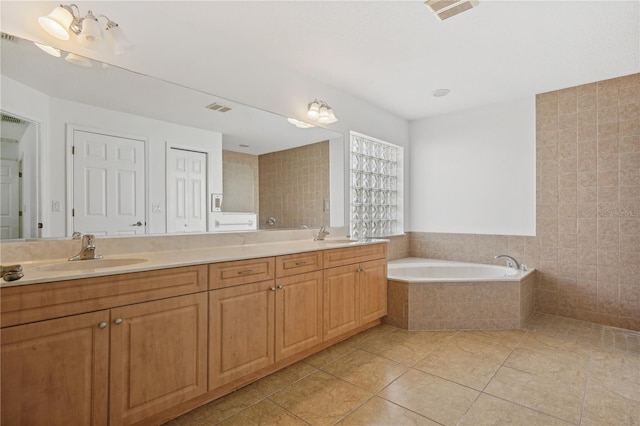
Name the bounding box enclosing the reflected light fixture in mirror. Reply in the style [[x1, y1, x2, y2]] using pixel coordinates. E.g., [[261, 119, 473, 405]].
[[307, 99, 338, 124], [38, 4, 132, 55], [287, 118, 315, 129]]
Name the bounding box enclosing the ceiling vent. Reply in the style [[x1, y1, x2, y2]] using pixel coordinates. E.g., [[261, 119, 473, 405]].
[[425, 0, 478, 20], [1, 32, 16, 42], [1, 114, 25, 124], [205, 102, 232, 113]]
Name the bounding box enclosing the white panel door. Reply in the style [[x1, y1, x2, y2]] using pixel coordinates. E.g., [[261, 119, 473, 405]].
[[0, 159, 20, 239], [73, 130, 145, 236], [167, 148, 207, 233]]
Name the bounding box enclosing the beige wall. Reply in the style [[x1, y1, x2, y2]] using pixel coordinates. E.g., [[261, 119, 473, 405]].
[[222, 150, 259, 213], [403, 73, 639, 331], [258, 141, 330, 229]]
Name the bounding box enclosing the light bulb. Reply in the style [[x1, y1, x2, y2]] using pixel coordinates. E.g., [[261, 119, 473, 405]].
[[307, 100, 320, 120], [34, 42, 61, 57], [39, 5, 74, 40], [78, 11, 100, 47], [317, 104, 330, 124]]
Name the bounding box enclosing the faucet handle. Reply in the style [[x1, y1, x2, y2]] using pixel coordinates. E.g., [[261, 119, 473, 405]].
[[72, 231, 82, 240]]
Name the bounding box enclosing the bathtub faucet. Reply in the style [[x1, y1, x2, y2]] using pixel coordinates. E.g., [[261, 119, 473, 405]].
[[495, 254, 520, 270]]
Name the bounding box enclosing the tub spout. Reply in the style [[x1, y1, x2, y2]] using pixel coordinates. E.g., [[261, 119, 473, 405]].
[[495, 254, 520, 270]]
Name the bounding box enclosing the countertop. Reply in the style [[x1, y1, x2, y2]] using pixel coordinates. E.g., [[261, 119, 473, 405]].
[[1, 238, 388, 288]]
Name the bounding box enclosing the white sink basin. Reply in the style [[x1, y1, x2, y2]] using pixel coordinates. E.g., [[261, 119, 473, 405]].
[[36, 258, 147, 272]]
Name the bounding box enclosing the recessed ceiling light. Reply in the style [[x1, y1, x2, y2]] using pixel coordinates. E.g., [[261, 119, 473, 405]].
[[432, 89, 451, 97]]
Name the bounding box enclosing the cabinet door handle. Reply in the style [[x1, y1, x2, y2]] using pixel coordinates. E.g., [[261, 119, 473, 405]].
[[270, 287, 276, 291], [277, 285, 284, 290], [98, 322, 107, 329], [237, 269, 254, 275], [114, 318, 123, 325]]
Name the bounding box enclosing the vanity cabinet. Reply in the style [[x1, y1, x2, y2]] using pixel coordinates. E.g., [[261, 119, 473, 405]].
[[1, 242, 388, 425], [209, 252, 324, 389], [323, 245, 387, 340], [110, 293, 208, 426], [1, 310, 110, 426], [0, 265, 208, 426]]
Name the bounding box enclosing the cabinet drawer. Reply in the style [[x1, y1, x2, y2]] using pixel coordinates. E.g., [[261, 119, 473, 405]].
[[209, 257, 275, 289], [276, 251, 323, 277], [323, 243, 387, 269], [0, 265, 208, 328]]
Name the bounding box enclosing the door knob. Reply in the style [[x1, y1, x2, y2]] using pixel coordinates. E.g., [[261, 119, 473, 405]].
[[130, 221, 142, 227]]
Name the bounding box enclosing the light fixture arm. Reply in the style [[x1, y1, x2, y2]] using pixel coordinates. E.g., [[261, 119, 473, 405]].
[[61, 4, 83, 35]]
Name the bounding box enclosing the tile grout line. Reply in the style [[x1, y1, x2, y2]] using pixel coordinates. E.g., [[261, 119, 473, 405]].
[[577, 347, 596, 426]]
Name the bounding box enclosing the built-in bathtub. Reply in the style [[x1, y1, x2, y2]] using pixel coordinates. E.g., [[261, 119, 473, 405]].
[[385, 258, 537, 331]]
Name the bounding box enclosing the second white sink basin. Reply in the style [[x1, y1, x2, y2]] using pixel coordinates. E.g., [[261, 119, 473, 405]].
[[37, 258, 147, 272]]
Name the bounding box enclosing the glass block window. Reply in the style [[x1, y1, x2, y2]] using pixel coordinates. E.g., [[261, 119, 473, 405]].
[[349, 131, 403, 239]]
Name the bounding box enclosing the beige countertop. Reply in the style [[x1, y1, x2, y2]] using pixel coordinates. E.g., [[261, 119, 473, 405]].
[[2, 238, 388, 288]]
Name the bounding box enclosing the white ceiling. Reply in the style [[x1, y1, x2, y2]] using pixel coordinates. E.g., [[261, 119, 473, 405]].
[[1, 1, 639, 121]]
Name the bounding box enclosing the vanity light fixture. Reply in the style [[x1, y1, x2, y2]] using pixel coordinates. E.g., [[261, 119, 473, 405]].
[[307, 99, 338, 124], [425, 0, 479, 20], [287, 118, 315, 129], [38, 4, 131, 54]]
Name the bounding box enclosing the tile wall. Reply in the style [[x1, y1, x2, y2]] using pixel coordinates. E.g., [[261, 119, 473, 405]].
[[403, 72, 639, 331], [222, 150, 259, 213], [258, 141, 330, 229]]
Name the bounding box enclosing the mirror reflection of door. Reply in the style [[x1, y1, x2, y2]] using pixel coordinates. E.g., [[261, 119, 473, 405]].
[[166, 147, 207, 233], [0, 112, 38, 240], [71, 128, 146, 236]]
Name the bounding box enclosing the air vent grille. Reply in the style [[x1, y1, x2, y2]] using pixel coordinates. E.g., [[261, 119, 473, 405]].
[[1, 32, 16, 42], [1, 114, 25, 124], [205, 102, 232, 113], [425, 0, 478, 20]]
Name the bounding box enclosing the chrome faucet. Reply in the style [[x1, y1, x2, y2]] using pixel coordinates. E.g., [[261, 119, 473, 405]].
[[495, 254, 520, 270], [69, 234, 103, 261], [314, 225, 330, 241]]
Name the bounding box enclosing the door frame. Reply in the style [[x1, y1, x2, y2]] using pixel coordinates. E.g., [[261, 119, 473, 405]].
[[0, 109, 42, 239], [66, 124, 149, 237], [165, 142, 213, 232]]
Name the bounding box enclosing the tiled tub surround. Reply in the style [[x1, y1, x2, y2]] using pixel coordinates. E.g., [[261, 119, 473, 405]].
[[385, 258, 536, 330]]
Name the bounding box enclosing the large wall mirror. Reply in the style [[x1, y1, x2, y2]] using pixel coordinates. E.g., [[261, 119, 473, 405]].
[[0, 34, 344, 240]]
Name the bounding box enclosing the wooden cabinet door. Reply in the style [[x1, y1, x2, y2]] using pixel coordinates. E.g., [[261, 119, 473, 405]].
[[109, 293, 208, 426], [1, 311, 109, 426], [360, 259, 388, 324], [275, 271, 323, 361], [323, 265, 360, 340], [209, 280, 275, 389]]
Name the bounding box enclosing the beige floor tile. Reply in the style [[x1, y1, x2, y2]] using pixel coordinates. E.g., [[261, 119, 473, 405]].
[[581, 383, 640, 426], [484, 366, 584, 424], [442, 331, 519, 364], [355, 330, 452, 366], [250, 361, 318, 396], [378, 369, 479, 426], [413, 345, 502, 390], [217, 399, 306, 426], [504, 347, 589, 388], [345, 324, 399, 348], [458, 394, 572, 426], [269, 371, 372, 426], [173, 386, 264, 425], [518, 331, 593, 360], [589, 348, 640, 402], [321, 349, 408, 393], [304, 339, 356, 368], [337, 396, 439, 426]]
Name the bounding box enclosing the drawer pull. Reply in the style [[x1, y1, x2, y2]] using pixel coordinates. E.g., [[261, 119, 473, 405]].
[[114, 318, 123, 325], [294, 261, 308, 266], [98, 322, 107, 329], [237, 270, 254, 275], [277, 285, 284, 290], [270, 287, 276, 291]]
